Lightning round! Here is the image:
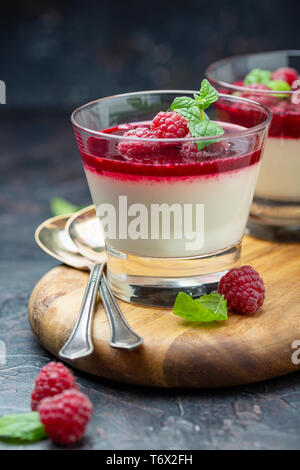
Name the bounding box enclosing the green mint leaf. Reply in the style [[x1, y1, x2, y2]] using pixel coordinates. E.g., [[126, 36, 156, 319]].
[[0, 412, 47, 443], [188, 120, 224, 150], [171, 80, 219, 114], [195, 292, 228, 318], [50, 197, 85, 216], [170, 80, 224, 150], [170, 96, 197, 111], [171, 97, 209, 123], [173, 292, 228, 322], [196, 79, 219, 110], [174, 106, 209, 125], [267, 79, 291, 99], [172, 104, 200, 122], [268, 80, 291, 91], [189, 119, 224, 138], [244, 68, 271, 86]]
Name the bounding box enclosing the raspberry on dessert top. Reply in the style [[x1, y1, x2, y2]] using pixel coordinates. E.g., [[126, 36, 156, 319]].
[[151, 111, 189, 138], [116, 80, 228, 163]]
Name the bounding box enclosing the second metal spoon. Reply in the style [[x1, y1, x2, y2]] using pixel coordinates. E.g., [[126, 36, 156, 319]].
[[35, 214, 143, 360]]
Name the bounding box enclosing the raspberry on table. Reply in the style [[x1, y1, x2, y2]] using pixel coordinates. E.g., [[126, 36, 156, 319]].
[[151, 111, 189, 138], [39, 389, 92, 445], [271, 67, 298, 86], [218, 265, 265, 315], [117, 127, 159, 158], [31, 361, 76, 411]]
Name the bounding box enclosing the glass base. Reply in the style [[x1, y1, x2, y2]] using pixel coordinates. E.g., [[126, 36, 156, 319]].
[[250, 196, 300, 225], [106, 243, 241, 308], [249, 196, 300, 242], [247, 218, 300, 242]]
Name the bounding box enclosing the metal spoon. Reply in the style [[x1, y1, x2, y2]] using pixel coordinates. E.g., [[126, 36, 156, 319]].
[[35, 214, 143, 359], [59, 260, 106, 360], [65, 208, 145, 350]]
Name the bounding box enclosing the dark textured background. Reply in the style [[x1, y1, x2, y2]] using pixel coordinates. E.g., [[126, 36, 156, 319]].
[[1, 0, 299, 110], [0, 0, 300, 451]]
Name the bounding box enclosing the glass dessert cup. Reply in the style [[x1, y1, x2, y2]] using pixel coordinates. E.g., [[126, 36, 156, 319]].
[[71, 91, 271, 307], [206, 50, 300, 241]]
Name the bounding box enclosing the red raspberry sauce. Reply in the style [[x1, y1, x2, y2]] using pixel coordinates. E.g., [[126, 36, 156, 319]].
[[74, 123, 262, 182]]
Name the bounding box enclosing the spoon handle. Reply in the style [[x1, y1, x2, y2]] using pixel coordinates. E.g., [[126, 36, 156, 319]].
[[59, 261, 105, 361], [99, 275, 143, 350]]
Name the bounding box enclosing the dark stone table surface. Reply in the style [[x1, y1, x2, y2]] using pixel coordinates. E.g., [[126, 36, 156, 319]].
[[0, 112, 300, 451]]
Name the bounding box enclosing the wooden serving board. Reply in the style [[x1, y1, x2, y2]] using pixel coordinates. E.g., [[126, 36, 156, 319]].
[[28, 235, 300, 388]]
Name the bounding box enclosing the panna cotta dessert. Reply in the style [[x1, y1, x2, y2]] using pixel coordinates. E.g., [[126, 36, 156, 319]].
[[214, 83, 300, 203], [83, 122, 261, 258], [71, 84, 270, 306], [206, 51, 300, 238]]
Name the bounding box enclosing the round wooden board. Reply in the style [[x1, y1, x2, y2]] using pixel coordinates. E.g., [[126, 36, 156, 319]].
[[29, 235, 300, 388]]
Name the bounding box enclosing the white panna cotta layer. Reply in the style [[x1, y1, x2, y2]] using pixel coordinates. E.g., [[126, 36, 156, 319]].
[[85, 163, 260, 258], [254, 137, 300, 202]]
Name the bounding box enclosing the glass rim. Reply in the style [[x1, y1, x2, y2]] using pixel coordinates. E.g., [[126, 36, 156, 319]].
[[206, 49, 300, 96], [70, 90, 272, 143]]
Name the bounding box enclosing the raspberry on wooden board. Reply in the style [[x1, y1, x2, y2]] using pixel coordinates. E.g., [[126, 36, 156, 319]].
[[218, 265, 265, 315]]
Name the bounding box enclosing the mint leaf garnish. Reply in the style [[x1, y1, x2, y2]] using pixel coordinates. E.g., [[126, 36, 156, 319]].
[[50, 197, 85, 216], [0, 412, 47, 443], [194, 79, 219, 109], [189, 120, 225, 150], [170, 96, 197, 111], [170, 100, 208, 124], [173, 292, 228, 322], [170, 79, 224, 150], [244, 68, 272, 86]]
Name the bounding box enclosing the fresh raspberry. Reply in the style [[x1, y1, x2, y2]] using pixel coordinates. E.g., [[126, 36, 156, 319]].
[[218, 265, 265, 315], [31, 362, 76, 411], [271, 67, 298, 86], [117, 127, 159, 158], [39, 389, 92, 445], [151, 111, 189, 138]]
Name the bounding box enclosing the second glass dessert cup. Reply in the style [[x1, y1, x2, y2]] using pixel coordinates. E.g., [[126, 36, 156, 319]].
[[206, 50, 300, 241], [71, 91, 271, 307]]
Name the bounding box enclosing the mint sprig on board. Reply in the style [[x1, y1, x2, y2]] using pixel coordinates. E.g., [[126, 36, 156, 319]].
[[170, 79, 224, 150], [0, 412, 47, 443], [173, 292, 228, 323], [50, 197, 85, 216]]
